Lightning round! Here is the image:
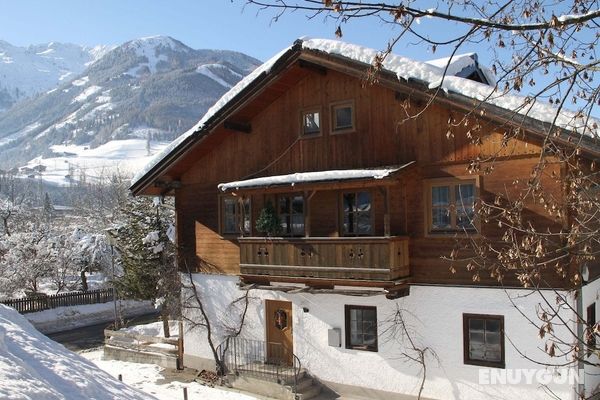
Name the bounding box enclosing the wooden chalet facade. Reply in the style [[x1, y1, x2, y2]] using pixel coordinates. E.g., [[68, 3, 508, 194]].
[[131, 39, 599, 400]]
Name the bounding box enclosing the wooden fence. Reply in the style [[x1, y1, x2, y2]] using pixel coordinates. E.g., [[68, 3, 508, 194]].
[[0, 288, 115, 314]]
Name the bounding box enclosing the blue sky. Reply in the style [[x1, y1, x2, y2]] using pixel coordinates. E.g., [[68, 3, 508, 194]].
[[0, 0, 464, 63]]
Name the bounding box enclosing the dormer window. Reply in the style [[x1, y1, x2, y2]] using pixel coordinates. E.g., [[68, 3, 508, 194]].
[[331, 100, 355, 133], [301, 109, 321, 137]]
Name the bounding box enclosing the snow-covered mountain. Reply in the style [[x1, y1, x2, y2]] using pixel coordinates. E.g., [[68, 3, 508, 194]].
[[0, 40, 111, 111], [0, 36, 261, 182]]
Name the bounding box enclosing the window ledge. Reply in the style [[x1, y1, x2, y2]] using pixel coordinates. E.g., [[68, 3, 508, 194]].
[[464, 360, 505, 369], [425, 230, 480, 239]]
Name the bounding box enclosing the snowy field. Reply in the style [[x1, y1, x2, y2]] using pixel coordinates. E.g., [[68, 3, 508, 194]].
[[23, 139, 170, 186]]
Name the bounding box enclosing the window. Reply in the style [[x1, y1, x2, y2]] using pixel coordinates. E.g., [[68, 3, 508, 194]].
[[278, 195, 304, 236], [342, 191, 372, 235], [241, 198, 251, 235], [428, 178, 477, 233], [345, 305, 377, 351], [587, 303, 596, 357], [331, 101, 354, 133], [463, 314, 505, 368], [301, 109, 321, 136], [221, 196, 251, 236]]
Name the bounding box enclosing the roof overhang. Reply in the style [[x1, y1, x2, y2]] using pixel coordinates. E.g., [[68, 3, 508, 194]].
[[130, 42, 305, 196], [218, 162, 416, 195], [130, 38, 600, 197]]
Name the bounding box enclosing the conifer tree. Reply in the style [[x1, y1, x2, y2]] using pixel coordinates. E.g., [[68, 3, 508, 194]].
[[113, 195, 180, 336]]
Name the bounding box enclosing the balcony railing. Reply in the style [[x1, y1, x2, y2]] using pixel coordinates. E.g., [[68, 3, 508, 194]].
[[239, 236, 410, 281]]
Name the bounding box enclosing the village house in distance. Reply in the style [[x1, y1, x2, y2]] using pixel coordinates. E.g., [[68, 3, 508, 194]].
[[131, 38, 600, 400]]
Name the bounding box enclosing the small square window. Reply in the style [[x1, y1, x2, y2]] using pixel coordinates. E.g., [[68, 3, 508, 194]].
[[463, 314, 505, 368], [301, 110, 320, 136], [345, 305, 378, 351], [331, 101, 354, 133]]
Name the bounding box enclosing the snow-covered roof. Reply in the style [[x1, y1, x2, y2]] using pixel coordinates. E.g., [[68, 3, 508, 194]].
[[130, 45, 293, 187], [300, 39, 597, 135], [425, 53, 496, 85], [131, 37, 599, 192], [218, 163, 415, 192]]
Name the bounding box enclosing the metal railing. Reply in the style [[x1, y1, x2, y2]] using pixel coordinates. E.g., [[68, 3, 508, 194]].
[[217, 337, 302, 394]]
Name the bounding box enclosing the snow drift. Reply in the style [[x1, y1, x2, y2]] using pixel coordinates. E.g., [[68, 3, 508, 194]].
[[0, 304, 153, 400]]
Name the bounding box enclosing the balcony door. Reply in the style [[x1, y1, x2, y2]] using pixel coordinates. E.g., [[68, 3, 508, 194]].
[[265, 299, 293, 366]]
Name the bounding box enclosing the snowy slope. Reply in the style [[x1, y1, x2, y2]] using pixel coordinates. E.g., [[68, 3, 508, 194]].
[[0, 40, 110, 111], [0, 36, 261, 181], [0, 304, 152, 400], [23, 139, 170, 186]]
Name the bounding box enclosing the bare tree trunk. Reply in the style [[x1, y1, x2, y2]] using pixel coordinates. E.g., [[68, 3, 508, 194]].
[[80, 270, 88, 291], [162, 307, 171, 338]]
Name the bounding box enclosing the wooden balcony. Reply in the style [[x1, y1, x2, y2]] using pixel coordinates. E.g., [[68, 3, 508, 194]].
[[239, 236, 410, 283]]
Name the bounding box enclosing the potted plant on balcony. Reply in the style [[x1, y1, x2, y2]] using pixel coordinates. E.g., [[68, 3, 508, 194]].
[[255, 202, 282, 237]]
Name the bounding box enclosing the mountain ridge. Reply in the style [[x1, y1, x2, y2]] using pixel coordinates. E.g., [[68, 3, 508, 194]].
[[0, 36, 261, 182]]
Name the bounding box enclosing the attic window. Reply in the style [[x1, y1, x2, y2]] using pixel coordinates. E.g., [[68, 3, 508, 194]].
[[301, 109, 321, 136], [331, 101, 355, 133]]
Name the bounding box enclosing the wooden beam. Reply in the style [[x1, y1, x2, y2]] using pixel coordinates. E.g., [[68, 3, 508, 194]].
[[381, 186, 391, 237], [305, 190, 316, 238], [240, 283, 389, 297], [223, 120, 252, 134], [240, 274, 411, 288], [385, 286, 410, 299], [241, 263, 391, 274], [220, 177, 400, 195], [298, 59, 327, 75]]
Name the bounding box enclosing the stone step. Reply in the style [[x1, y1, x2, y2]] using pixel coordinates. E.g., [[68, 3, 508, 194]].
[[229, 368, 306, 385], [294, 377, 314, 392], [296, 384, 322, 400]]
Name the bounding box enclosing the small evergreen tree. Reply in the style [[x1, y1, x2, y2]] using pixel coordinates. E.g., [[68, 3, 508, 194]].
[[113, 195, 180, 336], [255, 201, 282, 236]]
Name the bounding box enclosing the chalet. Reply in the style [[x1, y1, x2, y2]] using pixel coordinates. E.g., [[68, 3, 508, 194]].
[[131, 38, 600, 400]]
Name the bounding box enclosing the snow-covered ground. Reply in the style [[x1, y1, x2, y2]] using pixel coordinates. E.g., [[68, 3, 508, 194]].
[[81, 349, 261, 400], [0, 304, 150, 400], [0, 302, 261, 399], [26, 300, 155, 334], [24, 139, 170, 186]]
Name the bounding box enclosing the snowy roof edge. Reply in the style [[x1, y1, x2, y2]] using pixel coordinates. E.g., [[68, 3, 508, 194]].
[[217, 162, 416, 192], [129, 43, 301, 192], [131, 37, 600, 194]]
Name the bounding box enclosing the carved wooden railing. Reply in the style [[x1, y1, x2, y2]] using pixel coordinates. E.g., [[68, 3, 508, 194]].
[[239, 236, 410, 281]]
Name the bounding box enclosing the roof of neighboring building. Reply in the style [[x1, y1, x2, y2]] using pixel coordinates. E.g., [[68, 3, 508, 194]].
[[130, 37, 599, 195]]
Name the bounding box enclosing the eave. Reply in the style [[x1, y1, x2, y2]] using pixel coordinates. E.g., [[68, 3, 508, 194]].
[[218, 163, 416, 195], [130, 42, 305, 196], [131, 39, 600, 196]]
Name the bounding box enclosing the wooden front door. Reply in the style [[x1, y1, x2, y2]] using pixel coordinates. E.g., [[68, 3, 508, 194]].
[[265, 300, 293, 366]]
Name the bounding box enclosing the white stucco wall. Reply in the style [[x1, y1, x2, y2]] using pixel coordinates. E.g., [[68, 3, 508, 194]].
[[582, 276, 600, 396], [183, 274, 580, 400]]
